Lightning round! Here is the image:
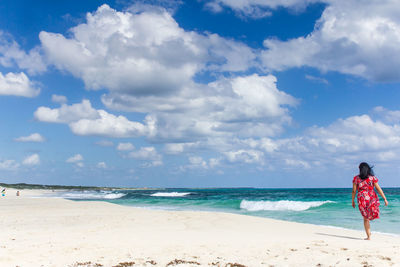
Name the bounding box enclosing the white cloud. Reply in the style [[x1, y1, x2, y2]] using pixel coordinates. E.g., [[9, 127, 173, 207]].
[[305, 114, 400, 153], [188, 156, 208, 168], [22, 154, 40, 166], [69, 110, 149, 138], [284, 159, 311, 169], [164, 142, 198, 154], [129, 146, 163, 166], [39, 4, 256, 97], [0, 159, 19, 170], [179, 155, 217, 171], [164, 143, 185, 154], [35, 71, 296, 145], [103, 74, 297, 142], [51, 94, 67, 104], [373, 106, 400, 124], [39, 5, 201, 95], [34, 99, 99, 123], [261, 0, 400, 82], [117, 142, 135, 151], [204, 0, 321, 19], [224, 149, 264, 164], [209, 157, 221, 168], [174, 107, 398, 171], [66, 154, 83, 163], [0, 71, 40, 97], [35, 99, 152, 138], [97, 162, 107, 169], [14, 133, 45, 143], [32, 4, 300, 163], [248, 108, 400, 169], [0, 31, 47, 75]]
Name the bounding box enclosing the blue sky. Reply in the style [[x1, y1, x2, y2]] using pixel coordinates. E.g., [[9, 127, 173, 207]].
[[1, 0, 400, 188]]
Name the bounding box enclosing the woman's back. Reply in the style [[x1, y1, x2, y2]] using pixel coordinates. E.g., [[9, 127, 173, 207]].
[[353, 175, 377, 192]]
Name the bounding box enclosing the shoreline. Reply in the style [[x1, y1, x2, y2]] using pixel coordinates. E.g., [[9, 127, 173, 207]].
[[0, 188, 399, 266], [3, 187, 400, 237]]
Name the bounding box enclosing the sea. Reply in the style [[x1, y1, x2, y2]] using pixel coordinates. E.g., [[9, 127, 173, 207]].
[[49, 188, 400, 235]]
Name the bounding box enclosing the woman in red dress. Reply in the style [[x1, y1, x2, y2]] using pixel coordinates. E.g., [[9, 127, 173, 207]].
[[352, 162, 388, 240]]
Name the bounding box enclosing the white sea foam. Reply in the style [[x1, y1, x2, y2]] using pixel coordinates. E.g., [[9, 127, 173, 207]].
[[150, 192, 190, 197], [240, 200, 334, 211], [59, 191, 126, 200]]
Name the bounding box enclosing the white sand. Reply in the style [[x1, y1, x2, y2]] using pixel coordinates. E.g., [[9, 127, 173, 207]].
[[0, 188, 398, 267]]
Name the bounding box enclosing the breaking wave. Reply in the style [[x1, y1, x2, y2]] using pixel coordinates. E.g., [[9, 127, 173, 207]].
[[150, 192, 190, 197], [240, 200, 334, 211], [60, 191, 126, 200]]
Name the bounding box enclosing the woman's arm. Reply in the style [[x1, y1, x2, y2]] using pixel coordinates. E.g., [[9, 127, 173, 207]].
[[352, 183, 357, 208], [374, 182, 389, 206]]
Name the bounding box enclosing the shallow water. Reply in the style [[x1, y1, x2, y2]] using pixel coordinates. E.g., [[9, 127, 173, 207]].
[[53, 187, 400, 235]]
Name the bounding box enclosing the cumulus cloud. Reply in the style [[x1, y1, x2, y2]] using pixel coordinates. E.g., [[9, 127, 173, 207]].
[[373, 106, 400, 124], [34, 99, 99, 123], [0, 31, 47, 75], [39, 4, 255, 96], [66, 154, 83, 163], [69, 110, 149, 137], [34, 99, 152, 138], [0, 71, 40, 97], [51, 94, 67, 104], [261, 0, 400, 82], [245, 108, 400, 169], [129, 146, 163, 166], [305, 114, 400, 153], [30, 4, 301, 165], [0, 159, 20, 170], [117, 142, 135, 151], [14, 133, 45, 142], [22, 153, 40, 166], [177, 106, 400, 171], [103, 74, 297, 142]]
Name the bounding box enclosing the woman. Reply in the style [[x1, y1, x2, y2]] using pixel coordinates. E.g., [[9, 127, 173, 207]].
[[352, 162, 388, 240]]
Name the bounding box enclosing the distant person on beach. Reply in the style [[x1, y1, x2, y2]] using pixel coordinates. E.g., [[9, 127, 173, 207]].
[[16, 191, 20, 196], [352, 162, 388, 240], [1, 188, 5, 196]]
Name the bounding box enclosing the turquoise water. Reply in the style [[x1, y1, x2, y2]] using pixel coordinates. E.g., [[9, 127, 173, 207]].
[[56, 188, 400, 235]]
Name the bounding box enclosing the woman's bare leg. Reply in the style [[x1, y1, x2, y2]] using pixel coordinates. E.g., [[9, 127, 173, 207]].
[[363, 218, 371, 240]]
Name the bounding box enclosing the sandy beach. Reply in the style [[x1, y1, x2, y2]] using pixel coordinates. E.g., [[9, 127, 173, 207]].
[[0, 188, 398, 267]]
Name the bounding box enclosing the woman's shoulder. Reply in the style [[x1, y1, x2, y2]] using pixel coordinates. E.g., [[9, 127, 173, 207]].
[[369, 175, 378, 183], [353, 175, 359, 183]]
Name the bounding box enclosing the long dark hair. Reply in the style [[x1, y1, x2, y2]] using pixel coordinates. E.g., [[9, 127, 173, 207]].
[[359, 162, 374, 180]]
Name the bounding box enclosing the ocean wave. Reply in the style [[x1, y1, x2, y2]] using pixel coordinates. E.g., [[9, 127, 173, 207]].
[[60, 191, 126, 200], [150, 192, 190, 197], [240, 200, 334, 211]]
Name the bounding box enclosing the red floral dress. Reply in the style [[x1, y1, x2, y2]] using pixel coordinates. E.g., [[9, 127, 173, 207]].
[[353, 175, 380, 220]]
